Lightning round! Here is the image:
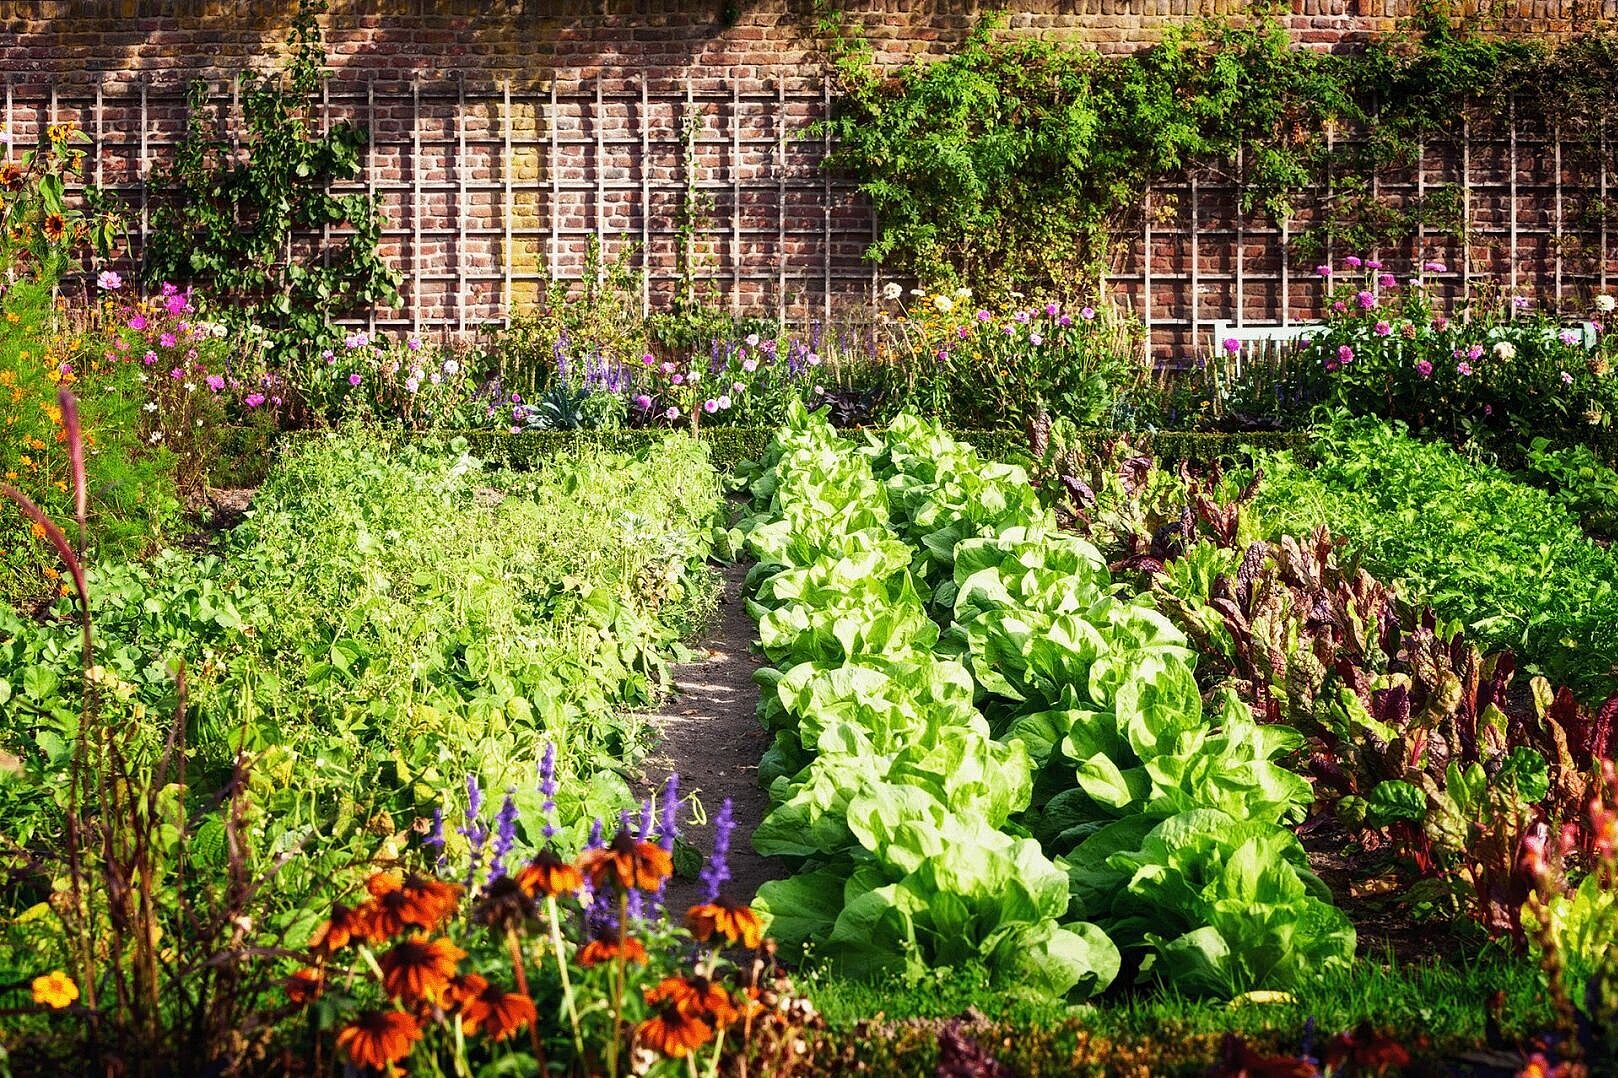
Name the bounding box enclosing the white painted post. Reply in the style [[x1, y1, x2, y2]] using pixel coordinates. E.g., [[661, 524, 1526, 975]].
[[502, 79, 513, 328]]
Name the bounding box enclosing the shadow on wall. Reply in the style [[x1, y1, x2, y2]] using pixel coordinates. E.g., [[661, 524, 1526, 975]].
[[0, 0, 854, 84]]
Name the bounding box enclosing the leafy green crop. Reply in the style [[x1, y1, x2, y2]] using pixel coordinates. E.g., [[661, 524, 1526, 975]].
[[739, 404, 1350, 998], [1248, 416, 1618, 699]]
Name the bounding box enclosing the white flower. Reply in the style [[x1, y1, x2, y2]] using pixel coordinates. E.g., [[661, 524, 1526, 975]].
[[143, 402, 158, 412], [1493, 341, 1516, 361], [404, 378, 420, 394], [954, 286, 972, 300], [1597, 294, 1617, 313], [932, 294, 954, 314], [881, 282, 902, 301], [813, 384, 825, 395], [717, 394, 732, 410], [909, 287, 925, 297], [806, 352, 821, 366], [148, 431, 163, 443], [430, 373, 442, 385], [212, 322, 228, 338], [184, 382, 196, 393], [443, 359, 460, 375]]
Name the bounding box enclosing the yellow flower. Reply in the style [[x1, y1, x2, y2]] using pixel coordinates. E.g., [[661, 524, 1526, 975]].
[[32, 970, 79, 1009]]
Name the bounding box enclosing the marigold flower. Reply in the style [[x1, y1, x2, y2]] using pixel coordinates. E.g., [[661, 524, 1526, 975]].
[[638, 1003, 714, 1058], [284, 967, 324, 1005], [31, 970, 78, 1009], [645, 975, 739, 1027], [686, 897, 764, 949], [336, 1010, 422, 1071], [378, 935, 466, 1003], [578, 830, 673, 892], [308, 902, 372, 955], [462, 982, 538, 1042], [515, 848, 584, 898], [578, 935, 648, 968]]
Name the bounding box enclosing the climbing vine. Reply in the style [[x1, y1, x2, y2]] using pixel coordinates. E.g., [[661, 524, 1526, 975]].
[[819, 4, 1618, 301], [143, 0, 400, 367]]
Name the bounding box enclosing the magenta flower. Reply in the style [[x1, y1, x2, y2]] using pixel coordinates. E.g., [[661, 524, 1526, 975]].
[[1416, 359, 1434, 378], [1434, 316, 1449, 331], [244, 393, 266, 408], [1559, 329, 1581, 346], [1058, 314, 1072, 327], [128, 313, 148, 331], [142, 350, 157, 365], [348, 372, 363, 386], [169, 367, 184, 379], [665, 406, 680, 420], [1337, 345, 1355, 365], [671, 373, 684, 385], [976, 309, 992, 322], [1374, 321, 1391, 337], [1222, 337, 1241, 354], [1376, 273, 1396, 289], [1028, 333, 1043, 346], [1356, 291, 1377, 310], [641, 352, 655, 366], [1422, 261, 1448, 273], [1366, 259, 1383, 270], [159, 332, 177, 348], [1467, 343, 1484, 361], [1332, 301, 1347, 313], [703, 398, 719, 414], [1044, 302, 1059, 316], [205, 374, 225, 392], [1457, 361, 1474, 376], [1315, 265, 1332, 277], [1513, 296, 1532, 310], [1345, 256, 1363, 269]]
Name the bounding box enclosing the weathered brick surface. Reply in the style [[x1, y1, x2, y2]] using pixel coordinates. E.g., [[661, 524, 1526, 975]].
[[0, 1, 1607, 357]]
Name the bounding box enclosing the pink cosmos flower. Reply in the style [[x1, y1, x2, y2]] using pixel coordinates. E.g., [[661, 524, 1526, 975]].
[[97, 270, 123, 291], [1457, 361, 1473, 376]]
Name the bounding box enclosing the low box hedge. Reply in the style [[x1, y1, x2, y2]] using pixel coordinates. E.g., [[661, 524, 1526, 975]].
[[217, 425, 1309, 486]]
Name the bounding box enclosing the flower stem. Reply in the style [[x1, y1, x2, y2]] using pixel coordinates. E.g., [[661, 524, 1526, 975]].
[[507, 924, 548, 1074], [546, 895, 586, 1061]]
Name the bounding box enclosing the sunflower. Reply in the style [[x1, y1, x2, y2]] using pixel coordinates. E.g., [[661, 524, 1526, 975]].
[[336, 1010, 422, 1072], [284, 967, 324, 1006], [378, 935, 466, 1003], [515, 848, 584, 898], [0, 162, 22, 191], [308, 902, 372, 955], [686, 897, 764, 949], [637, 1003, 714, 1059], [577, 830, 673, 892], [41, 213, 67, 242], [578, 934, 648, 968], [462, 982, 537, 1042], [645, 975, 739, 1027]]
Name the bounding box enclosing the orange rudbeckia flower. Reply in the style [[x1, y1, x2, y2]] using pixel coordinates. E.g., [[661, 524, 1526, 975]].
[[578, 935, 648, 968], [284, 967, 324, 1006], [444, 972, 490, 1010], [577, 831, 673, 892], [308, 902, 373, 955], [364, 871, 462, 937], [516, 848, 584, 898], [638, 1003, 714, 1059], [462, 983, 538, 1042], [686, 897, 764, 949], [378, 936, 466, 1004], [336, 1010, 422, 1072], [645, 975, 739, 1027]]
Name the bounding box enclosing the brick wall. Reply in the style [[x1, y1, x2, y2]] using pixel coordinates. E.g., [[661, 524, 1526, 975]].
[[1, 2, 1612, 358]]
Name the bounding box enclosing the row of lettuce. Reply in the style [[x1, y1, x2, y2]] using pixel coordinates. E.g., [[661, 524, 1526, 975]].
[[731, 404, 1354, 999]]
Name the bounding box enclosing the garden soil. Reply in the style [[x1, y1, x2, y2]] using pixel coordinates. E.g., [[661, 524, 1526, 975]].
[[637, 561, 786, 910]]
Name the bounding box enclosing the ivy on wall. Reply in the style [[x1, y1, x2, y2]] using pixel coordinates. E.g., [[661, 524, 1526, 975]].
[[818, 4, 1618, 302]]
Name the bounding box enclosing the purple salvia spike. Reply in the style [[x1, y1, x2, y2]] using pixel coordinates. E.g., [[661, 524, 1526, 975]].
[[698, 798, 735, 904], [658, 774, 680, 852], [637, 799, 654, 841], [487, 791, 519, 882], [464, 773, 483, 825], [587, 817, 605, 850], [538, 741, 559, 841], [423, 806, 446, 867]]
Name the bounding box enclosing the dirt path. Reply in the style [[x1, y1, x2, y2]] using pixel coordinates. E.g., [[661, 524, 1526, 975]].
[[637, 561, 785, 910]]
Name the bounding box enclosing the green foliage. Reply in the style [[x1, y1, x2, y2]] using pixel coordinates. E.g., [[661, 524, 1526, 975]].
[[1, 429, 721, 931], [1523, 437, 1618, 537], [142, 0, 401, 374], [1248, 415, 1618, 699], [822, 11, 1618, 300], [737, 405, 1350, 999]]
